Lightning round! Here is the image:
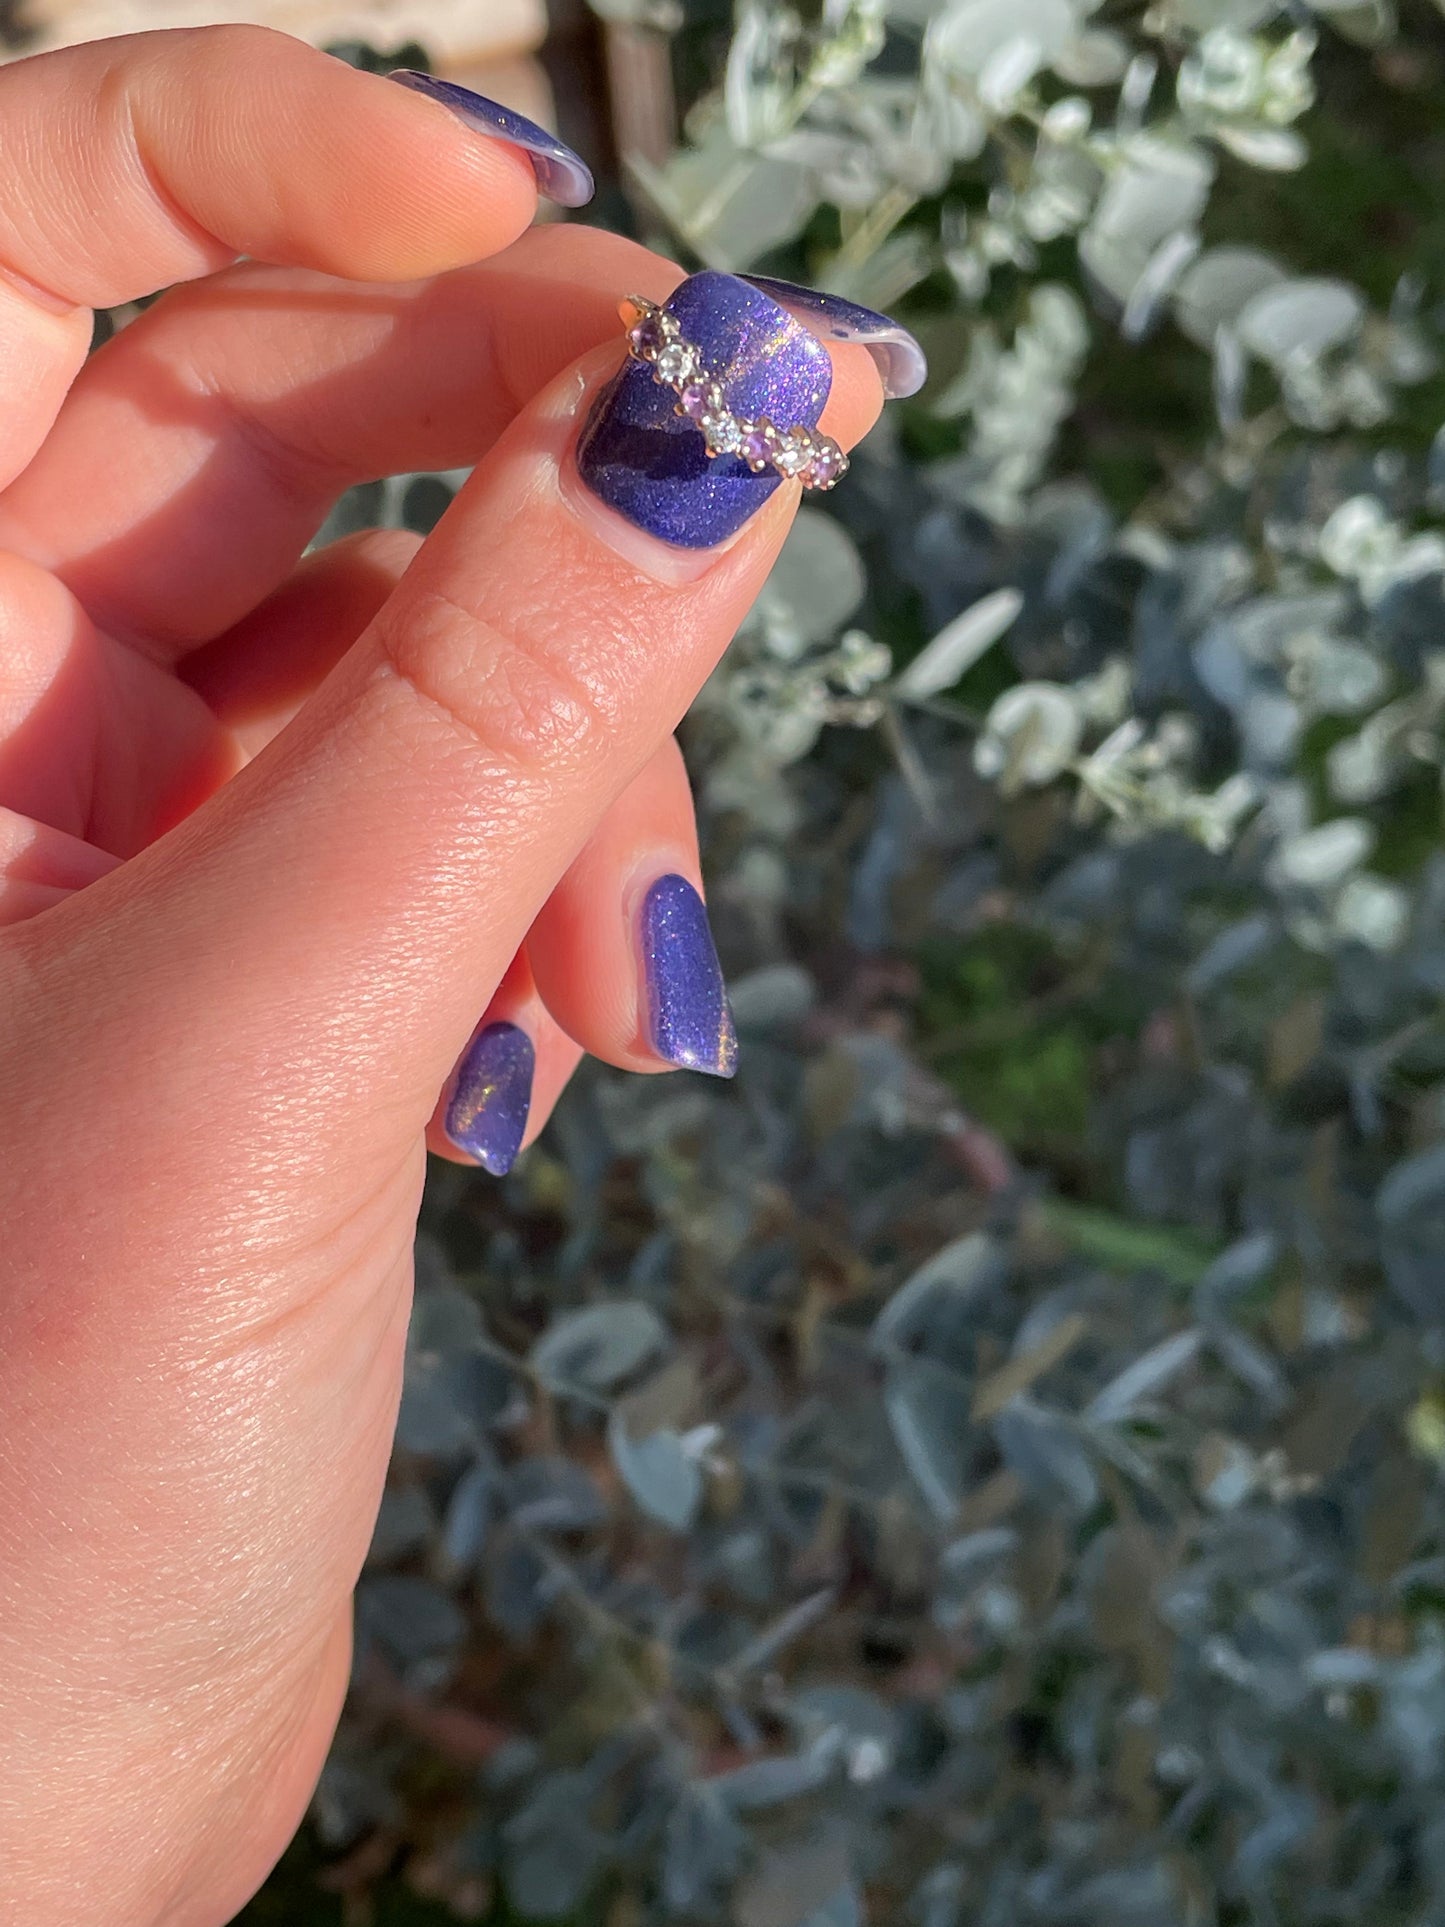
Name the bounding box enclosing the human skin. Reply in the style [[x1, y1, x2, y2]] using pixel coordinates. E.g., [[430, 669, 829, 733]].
[[0, 26, 891, 1926]]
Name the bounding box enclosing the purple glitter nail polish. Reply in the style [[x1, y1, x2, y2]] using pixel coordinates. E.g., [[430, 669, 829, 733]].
[[388, 71, 594, 208], [640, 875, 738, 1078], [576, 272, 833, 549], [740, 275, 928, 400], [445, 1022, 535, 1175]]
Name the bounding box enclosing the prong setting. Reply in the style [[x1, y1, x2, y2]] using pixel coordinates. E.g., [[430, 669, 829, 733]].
[[620, 294, 848, 492]]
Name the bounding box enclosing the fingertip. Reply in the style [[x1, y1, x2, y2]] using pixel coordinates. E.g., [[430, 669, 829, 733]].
[[281, 55, 542, 280], [428, 962, 583, 1175], [386, 70, 594, 211], [128, 27, 542, 285], [340, 64, 542, 277], [819, 339, 886, 450], [442, 1020, 536, 1175]]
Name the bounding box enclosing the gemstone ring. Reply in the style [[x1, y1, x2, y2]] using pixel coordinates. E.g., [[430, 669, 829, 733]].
[[619, 295, 849, 493]]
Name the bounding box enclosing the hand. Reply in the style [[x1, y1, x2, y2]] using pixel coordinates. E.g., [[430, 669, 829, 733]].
[[0, 26, 885, 1925]]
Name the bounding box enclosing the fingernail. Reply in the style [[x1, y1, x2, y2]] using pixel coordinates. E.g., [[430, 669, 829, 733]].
[[444, 1022, 535, 1175], [576, 270, 833, 549], [740, 275, 928, 400], [388, 70, 594, 208], [640, 875, 738, 1078]]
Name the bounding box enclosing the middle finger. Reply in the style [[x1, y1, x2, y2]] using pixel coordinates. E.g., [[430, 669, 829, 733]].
[[0, 224, 668, 658]]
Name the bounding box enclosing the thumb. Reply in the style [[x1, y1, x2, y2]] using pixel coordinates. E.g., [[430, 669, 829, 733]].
[[14, 274, 883, 1196]]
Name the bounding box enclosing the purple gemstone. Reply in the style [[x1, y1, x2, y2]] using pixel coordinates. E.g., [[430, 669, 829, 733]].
[[629, 312, 668, 359], [808, 440, 846, 486], [677, 381, 713, 419], [739, 422, 778, 470]]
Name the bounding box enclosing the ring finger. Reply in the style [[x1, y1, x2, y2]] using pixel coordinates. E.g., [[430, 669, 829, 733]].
[[428, 737, 716, 1175], [528, 736, 733, 1079]]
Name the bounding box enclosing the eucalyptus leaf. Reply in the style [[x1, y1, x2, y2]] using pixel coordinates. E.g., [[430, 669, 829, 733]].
[[356, 1576, 467, 1669], [803, 1885, 865, 1927], [609, 1411, 704, 1531], [875, 1232, 1006, 1350], [925, 0, 1075, 79], [1086, 1328, 1204, 1423], [753, 510, 868, 653], [1173, 245, 1286, 346], [1080, 138, 1213, 302], [1195, 1231, 1279, 1300], [663, 1789, 747, 1913], [974, 681, 1083, 790], [1237, 277, 1365, 365], [1270, 817, 1374, 891], [530, 1299, 667, 1391], [736, 1834, 854, 1927], [442, 1458, 495, 1570], [1052, 26, 1130, 85], [895, 589, 1024, 700], [992, 1398, 1099, 1512], [1378, 1142, 1445, 1228], [709, 1746, 836, 1811], [502, 1457, 607, 1532], [886, 1359, 968, 1520]]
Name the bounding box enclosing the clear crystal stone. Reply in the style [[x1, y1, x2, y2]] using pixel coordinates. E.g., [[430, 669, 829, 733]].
[[702, 411, 743, 455], [655, 342, 698, 384], [775, 431, 813, 477]]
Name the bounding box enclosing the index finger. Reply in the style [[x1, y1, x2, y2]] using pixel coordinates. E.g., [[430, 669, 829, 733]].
[[0, 26, 544, 488], [24, 279, 887, 1178]]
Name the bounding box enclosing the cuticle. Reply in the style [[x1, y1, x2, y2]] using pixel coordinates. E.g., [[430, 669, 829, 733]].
[[557, 416, 761, 584]]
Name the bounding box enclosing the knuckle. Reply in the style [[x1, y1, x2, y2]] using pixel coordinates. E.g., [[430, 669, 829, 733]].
[[203, 384, 342, 512], [187, 22, 307, 69], [374, 589, 608, 778]]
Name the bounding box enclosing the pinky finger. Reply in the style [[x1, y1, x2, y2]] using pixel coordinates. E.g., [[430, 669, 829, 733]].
[[426, 951, 582, 1176]]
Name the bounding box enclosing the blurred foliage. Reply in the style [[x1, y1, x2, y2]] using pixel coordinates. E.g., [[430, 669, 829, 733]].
[[249, 0, 1445, 1922]]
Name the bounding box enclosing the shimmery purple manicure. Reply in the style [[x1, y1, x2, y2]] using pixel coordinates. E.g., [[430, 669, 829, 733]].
[[740, 275, 928, 400], [445, 1022, 535, 1175], [640, 876, 738, 1078], [576, 271, 833, 549], [388, 70, 594, 208]]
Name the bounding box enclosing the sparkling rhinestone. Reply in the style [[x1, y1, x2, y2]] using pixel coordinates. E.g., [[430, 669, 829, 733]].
[[677, 379, 722, 420], [654, 342, 698, 385], [702, 411, 743, 455], [738, 420, 780, 471], [774, 430, 813, 478], [805, 438, 848, 489]]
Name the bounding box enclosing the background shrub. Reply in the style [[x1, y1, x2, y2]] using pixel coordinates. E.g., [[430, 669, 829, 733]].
[[255, 4, 1445, 1919]]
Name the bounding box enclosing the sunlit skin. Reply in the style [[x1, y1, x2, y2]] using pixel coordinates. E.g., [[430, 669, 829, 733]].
[[0, 26, 882, 1927]]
